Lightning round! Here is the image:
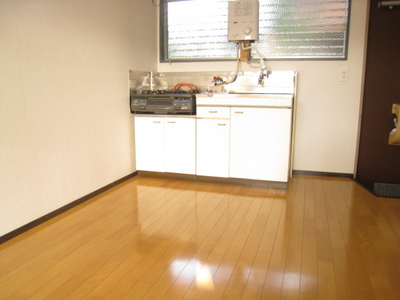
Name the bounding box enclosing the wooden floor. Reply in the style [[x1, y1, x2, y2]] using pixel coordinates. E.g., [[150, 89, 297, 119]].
[[1, 175, 400, 299]]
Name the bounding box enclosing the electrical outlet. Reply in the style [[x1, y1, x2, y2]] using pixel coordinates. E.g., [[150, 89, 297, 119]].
[[339, 67, 348, 82]]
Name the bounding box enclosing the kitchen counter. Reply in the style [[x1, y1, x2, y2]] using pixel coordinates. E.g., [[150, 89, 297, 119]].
[[196, 93, 293, 108]]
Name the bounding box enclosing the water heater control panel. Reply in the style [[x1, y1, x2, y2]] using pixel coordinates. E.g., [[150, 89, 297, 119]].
[[228, 0, 259, 42]]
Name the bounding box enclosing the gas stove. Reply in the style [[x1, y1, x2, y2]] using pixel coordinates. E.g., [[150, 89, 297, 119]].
[[130, 90, 196, 115]]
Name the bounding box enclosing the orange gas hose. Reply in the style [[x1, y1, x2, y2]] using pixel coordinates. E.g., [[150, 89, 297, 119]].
[[172, 83, 196, 92]]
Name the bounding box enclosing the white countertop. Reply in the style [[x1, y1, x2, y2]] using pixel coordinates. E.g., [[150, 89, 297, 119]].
[[196, 93, 293, 108]]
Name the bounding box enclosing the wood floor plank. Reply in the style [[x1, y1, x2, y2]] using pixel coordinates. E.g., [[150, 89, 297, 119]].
[[241, 191, 283, 299], [299, 177, 318, 300], [280, 175, 305, 300], [316, 179, 338, 299], [261, 202, 294, 296]]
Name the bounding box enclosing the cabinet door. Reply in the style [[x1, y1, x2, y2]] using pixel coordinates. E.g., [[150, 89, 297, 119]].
[[230, 107, 292, 182], [165, 117, 196, 174], [134, 117, 165, 172], [196, 118, 230, 177]]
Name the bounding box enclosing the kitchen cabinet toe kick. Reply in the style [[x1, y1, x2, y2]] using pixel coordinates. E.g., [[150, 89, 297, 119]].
[[137, 171, 288, 189]]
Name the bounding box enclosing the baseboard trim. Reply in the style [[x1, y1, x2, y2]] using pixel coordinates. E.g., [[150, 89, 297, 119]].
[[292, 170, 354, 178], [0, 172, 138, 245]]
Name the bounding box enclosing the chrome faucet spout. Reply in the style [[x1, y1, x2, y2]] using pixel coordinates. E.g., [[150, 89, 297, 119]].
[[258, 69, 268, 85]]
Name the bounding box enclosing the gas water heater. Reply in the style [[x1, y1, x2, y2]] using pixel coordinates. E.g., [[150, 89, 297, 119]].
[[228, 0, 259, 42]]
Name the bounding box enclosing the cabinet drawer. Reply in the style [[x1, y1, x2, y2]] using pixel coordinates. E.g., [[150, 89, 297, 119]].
[[196, 106, 230, 118]]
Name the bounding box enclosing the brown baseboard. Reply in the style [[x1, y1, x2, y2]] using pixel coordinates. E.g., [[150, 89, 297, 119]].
[[292, 170, 353, 178], [0, 172, 138, 245]]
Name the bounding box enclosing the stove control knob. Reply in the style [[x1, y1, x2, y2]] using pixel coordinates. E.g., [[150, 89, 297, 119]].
[[244, 27, 252, 35]]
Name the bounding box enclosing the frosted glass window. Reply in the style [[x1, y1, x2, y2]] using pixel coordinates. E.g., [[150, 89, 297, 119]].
[[160, 0, 350, 61]]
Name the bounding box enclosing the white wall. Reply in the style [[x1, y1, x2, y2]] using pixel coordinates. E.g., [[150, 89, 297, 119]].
[[158, 0, 369, 175], [0, 0, 157, 236]]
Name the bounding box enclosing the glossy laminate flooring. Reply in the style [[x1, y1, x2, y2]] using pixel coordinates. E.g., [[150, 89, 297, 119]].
[[1, 175, 400, 299]]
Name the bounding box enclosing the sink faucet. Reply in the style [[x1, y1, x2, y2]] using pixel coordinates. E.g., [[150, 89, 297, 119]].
[[258, 69, 268, 86]]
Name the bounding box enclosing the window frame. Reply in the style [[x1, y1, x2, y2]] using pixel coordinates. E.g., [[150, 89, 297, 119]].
[[160, 0, 351, 62]]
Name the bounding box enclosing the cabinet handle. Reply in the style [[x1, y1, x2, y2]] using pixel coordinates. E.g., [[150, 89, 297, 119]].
[[167, 121, 176, 124], [153, 121, 161, 123], [217, 123, 226, 126], [209, 111, 217, 113], [235, 111, 244, 114]]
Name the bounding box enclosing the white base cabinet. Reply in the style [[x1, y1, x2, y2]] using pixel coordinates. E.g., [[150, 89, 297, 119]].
[[196, 118, 230, 177], [134, 116, 196, 174], [195, 105, 292, 182], [164, 117, 196, 174], [230, 107, 292, 182], [134, 116, 164, 172]]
